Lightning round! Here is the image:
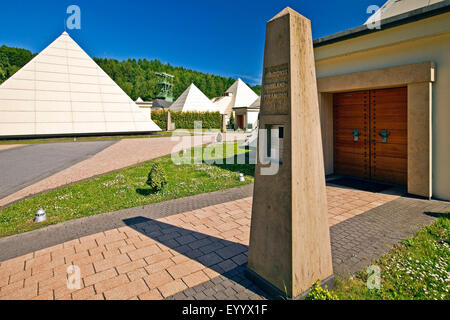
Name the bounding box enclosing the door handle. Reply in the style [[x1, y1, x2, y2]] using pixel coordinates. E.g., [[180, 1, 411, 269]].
[[379, 129, 391, 143], [352, 129, 360, 142]]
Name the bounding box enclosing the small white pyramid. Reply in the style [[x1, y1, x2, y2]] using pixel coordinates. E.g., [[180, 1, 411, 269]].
[[211, 95, 233, 114], [213, 78, 259, 115], [250, 96, 261, 108], [170, 83, 220, 113], [0, 32, 161, 137]]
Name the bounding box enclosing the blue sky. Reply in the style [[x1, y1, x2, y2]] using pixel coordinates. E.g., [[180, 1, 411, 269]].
[[0, 0, 385, 85]]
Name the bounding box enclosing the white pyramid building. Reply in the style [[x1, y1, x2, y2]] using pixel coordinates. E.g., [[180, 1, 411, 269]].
[[169, 83, 220, 113], [250, 96, 261, 108], [212, 78, 259, 116], [0, 32, 161, 137]]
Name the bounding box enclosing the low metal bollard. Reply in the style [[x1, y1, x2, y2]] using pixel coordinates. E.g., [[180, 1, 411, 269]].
[[34, 208, 47, 223]]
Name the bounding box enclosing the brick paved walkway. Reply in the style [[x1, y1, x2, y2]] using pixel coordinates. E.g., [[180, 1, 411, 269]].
[[0, 185, 448, 300], [0, 145, 22, 152], [326, 184, 399, 226]]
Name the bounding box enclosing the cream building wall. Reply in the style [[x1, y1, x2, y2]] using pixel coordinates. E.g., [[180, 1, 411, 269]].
[[247, 111, 259, 130], [314, 12, 450, 200]]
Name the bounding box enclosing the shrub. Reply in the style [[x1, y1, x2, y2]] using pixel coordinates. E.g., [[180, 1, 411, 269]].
[[228, 113, 235, 129], [146, 163, 168, 191], [151, 110, 168, 130], [151, 110, 221, 130], [305, 280, 338, 300]]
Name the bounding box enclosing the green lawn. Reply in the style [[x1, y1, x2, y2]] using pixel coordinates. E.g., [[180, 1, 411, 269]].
[[332, 214, 450, 300], [0, 142, 255, 238]]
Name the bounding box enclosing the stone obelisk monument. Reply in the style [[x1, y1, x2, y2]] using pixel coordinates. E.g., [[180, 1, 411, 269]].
[[247, 7, 334, 299]]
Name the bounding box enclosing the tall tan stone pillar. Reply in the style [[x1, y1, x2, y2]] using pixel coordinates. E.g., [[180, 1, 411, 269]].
[[166, 110, 172, 132], [221, 114, 227, 133], [247, 7, 334, 299]]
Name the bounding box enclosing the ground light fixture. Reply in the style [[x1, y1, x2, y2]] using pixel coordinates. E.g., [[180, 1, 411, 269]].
[[239, 173, 245, 182], [34, 208, 47, 223]]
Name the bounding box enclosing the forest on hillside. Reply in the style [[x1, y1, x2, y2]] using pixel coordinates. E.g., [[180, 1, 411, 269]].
[[0, 45, 36, 84], [0, 45, 261, 100]]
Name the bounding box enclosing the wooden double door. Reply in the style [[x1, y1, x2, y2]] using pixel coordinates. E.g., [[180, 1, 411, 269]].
[[236, 115, 245, 130], [333, 87, 407, 185]]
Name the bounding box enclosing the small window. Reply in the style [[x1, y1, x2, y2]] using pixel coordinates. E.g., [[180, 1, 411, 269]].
[[279, 127, 284, 139], [265, 125, 284, 164], [266, 125, 272, 158]]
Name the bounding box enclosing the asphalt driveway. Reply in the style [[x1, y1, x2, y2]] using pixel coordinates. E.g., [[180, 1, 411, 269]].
[[0, 141, 116, 200]]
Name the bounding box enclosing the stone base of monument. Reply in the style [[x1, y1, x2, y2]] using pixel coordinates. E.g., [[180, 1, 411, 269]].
[[244, 266, 336, 300]]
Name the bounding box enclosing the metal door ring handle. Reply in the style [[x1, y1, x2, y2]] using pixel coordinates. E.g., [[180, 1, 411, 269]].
[[379, 129, 391, 143], [352, 129, 360, 142]]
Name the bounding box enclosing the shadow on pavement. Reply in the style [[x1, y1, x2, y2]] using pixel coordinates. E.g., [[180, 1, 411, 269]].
[[123, 216, 271, 299]]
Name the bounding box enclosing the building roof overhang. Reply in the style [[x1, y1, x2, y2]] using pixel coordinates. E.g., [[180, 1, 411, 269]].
[[313, 1, 450, 48], [232, 106, 260, 111]]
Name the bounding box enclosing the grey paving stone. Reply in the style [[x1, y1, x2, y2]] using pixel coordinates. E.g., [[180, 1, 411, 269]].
[[200, 242, 226, 255], [215, 244, 247, 260], [193, 292, 208, 300], [197, 252, 224, 267], [217, 260, 238, 272], [189, 238, 213, 250], [176, 234, 197, 245]]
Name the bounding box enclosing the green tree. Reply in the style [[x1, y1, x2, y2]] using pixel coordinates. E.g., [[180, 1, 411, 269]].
[[0, 46, 34, 84], [251, 85, 262, 95], [0, 52, 9, 83], [0, 45, 33, 68]]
